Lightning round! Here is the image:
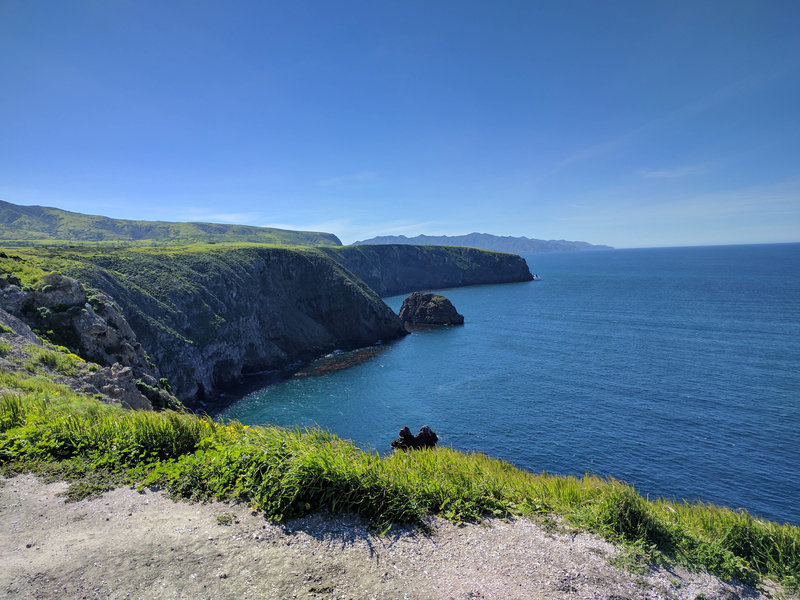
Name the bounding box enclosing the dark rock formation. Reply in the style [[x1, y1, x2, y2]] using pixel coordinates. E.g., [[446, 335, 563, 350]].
[[398, 292, 464, 326], [319, 244, 533, 297], [0, 273, 177, 410], [391, 425, 439, 451], [1, 242, 532, 408], [45, 247, 408, 405]]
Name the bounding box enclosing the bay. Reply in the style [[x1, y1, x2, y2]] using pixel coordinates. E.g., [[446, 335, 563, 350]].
[[217, 244, 800, 525]]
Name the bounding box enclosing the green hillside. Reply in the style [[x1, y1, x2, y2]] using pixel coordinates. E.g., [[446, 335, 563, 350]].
[[0, 200, 341, 246]]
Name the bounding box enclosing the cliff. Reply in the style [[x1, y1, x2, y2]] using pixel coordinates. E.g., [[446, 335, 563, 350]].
[[320, 244, 533, 296], [21, 246, 407, 404], [0, 271, 177, 410], [1, 243, 532, 406]]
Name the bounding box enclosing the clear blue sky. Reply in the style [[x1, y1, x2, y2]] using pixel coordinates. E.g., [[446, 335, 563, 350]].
[[1, 1, 798, 247]]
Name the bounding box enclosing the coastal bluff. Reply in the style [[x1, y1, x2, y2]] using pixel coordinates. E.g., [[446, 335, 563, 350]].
[[0, 243, 532, 405], [320, 244, 533, 296]]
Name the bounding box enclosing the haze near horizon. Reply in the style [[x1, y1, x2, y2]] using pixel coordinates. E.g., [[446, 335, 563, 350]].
[[1, 1, 798, 248]]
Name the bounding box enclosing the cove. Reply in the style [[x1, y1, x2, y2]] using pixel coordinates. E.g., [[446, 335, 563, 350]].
[[217, 244, 800, 525]]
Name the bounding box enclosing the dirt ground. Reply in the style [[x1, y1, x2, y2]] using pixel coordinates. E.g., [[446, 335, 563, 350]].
[[0, 474, 787, 600]]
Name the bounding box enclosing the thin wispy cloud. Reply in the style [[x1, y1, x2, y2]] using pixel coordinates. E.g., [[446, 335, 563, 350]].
[[379, 221, 439, 234], [318, 171, 378, 187], [562, 178, 800, 225], [344, 220, 444, 244], [181, 211, 261, 224], [555, 65, 796, 173], [638, 164, 710, 179]]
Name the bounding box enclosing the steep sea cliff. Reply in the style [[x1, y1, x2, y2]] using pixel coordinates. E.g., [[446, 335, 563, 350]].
[[320, 244, 533, 296], [0, 244, 532, 404]]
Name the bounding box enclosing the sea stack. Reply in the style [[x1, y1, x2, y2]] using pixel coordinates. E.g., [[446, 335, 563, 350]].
[[391, 425, 439, 451], [398, 291, 464, 326]]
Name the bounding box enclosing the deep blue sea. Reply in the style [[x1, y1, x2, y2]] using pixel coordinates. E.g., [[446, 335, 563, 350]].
[[218, 244, 800, 525]]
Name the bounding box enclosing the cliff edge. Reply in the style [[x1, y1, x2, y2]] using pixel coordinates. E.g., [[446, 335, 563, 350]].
[[35, 246, 407, 404], [1, 242, 533, 406], [320, 244, 533, 296]]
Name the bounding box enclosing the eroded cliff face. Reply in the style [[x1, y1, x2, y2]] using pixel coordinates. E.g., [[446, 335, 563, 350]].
[[320, 245, 533, 297], [0, 273, 175, 409], [2, 243, 531, 407], [59, 247, 407, 404]]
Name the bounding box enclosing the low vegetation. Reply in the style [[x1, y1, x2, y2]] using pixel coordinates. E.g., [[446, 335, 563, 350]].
[[0, 199, 341, 246], [1, 392, 797, 591], [1, 224, 797, 593]]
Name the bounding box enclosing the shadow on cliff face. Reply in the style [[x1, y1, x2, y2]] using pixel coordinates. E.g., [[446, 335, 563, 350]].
[[199, 342, 396, 414]]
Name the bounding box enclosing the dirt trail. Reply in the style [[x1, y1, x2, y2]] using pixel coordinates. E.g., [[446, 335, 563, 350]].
[[0, 475, 778, 600]]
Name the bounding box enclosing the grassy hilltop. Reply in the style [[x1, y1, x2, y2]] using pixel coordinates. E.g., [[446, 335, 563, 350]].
[[0, 199, 341, 247]]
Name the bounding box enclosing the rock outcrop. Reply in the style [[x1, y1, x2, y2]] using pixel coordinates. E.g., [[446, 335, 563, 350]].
[[398, 292, 464, 326], [0, 273, 176, 409], [391, 425, 439, 451], [1, 242, 533, 408], [43, 246, 407, 405], [320, 245, 533, 297]]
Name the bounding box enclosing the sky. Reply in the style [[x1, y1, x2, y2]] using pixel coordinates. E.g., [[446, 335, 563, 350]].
[[1, 1, 799, 248]]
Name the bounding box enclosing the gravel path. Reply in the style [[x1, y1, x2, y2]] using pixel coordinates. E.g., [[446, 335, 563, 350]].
[[0, 475, 783, 600]]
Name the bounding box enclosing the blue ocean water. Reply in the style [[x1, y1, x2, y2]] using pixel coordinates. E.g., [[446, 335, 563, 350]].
[[218, 244, 800, 525]]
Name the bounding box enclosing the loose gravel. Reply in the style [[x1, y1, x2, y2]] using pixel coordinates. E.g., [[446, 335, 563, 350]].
[[0, 475, 787, 600]]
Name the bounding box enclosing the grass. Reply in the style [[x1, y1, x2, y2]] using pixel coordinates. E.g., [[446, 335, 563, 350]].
[[23, 345, 86, 376], [0, 369, 82, 397], [0, 199, 341, 246], [1, 392, 798, 590]]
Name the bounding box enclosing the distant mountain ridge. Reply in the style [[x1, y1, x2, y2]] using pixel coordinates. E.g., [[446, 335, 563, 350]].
[[0, 200, 341, 246], [354, 233, 612, 253]]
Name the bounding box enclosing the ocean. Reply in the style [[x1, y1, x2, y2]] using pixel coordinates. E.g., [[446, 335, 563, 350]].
[[217, 244, 800, 525]]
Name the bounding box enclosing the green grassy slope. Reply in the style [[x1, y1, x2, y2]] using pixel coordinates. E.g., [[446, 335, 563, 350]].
[[1, 391, 798, 590], [0, 200, 341, 246]]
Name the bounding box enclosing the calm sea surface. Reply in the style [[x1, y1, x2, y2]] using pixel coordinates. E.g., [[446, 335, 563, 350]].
[[217, 244, 800, 525]]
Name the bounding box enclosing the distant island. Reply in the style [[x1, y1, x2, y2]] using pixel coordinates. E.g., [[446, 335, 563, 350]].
[[354, 233, 612, 253]]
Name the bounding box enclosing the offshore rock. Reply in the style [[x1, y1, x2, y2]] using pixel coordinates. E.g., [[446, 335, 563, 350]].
[[398, 292, 464, 326], [391, 426, 439, 451]]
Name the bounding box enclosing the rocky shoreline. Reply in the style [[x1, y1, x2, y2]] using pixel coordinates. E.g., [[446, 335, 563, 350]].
[[0, 244, 532, 407]]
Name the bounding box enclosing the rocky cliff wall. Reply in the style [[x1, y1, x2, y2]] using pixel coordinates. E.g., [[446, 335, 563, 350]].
[[2, 243, 531, 407], [0, 272, 175, 409], [48, 246, 407, 404], [320, 245, 533, 297]]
